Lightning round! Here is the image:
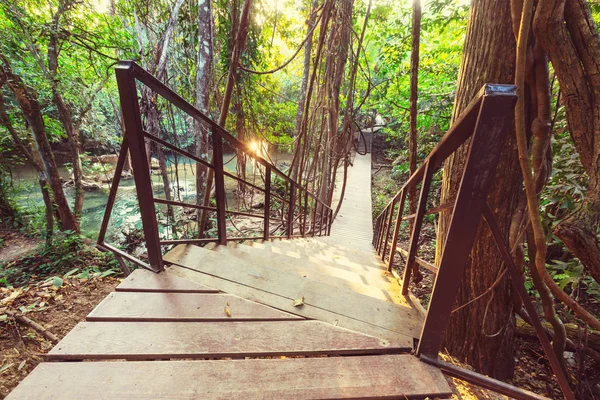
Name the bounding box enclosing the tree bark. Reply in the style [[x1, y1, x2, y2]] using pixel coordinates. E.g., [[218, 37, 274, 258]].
[[0, 54, 78, 232], [435, 0, 520, 378], [535, 0, 600, 288]]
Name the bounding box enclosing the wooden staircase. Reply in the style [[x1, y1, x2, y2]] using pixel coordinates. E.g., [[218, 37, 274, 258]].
[[8, 238, 452, 399]]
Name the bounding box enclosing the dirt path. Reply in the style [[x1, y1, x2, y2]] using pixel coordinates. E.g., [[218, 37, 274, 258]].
[[0, 232, 41, 263]]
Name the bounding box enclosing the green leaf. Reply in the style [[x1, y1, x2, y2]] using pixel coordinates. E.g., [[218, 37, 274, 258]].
[[63, 268, 79, 278], [99, 270, 116, 278]]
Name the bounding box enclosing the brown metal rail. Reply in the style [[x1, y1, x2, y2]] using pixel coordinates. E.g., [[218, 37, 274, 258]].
[[97, 61, 333, 273], [373, 84, 574, 400]]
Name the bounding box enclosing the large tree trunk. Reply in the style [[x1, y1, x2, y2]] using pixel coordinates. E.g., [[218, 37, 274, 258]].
[[195, 0, 213, 229], [435, 0, 521, 379], [0, 54, 78, 232], [535, 0, 600, 287]]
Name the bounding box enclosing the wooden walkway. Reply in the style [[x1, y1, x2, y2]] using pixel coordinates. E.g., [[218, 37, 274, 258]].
[[8, 154, 451, 399]]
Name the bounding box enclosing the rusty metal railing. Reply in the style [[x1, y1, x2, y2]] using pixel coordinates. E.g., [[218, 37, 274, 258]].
[[373, 84, 573, 400], [97, 61, 333, 273]]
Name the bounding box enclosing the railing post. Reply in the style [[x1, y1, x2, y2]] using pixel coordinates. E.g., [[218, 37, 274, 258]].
[[211, 127, 227, 245], [311, 198, 317, 236], [381, 197, 397, 260], [376, 207, 389, 252], [319, 205, 325, 236], [287, 184, 296, 239], [115, 64, 163, 272], [373, 216, 380, 246], [264, 165, 271, 240], [302, 191, 309, 236], [387, 188, 407, 272], [417, 90, 516, 358], [401, 159, 434, 295]]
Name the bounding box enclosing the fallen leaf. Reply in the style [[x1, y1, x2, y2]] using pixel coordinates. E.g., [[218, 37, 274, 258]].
[[0, 363, 13, 375], [18, 360, 26, 371], [292, 296, 305, 307], [225, 307, 231, 317], [1, 289, 23, 306]]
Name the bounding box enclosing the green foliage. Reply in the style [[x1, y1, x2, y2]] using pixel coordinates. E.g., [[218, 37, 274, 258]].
[[0, 231, 120, 287]]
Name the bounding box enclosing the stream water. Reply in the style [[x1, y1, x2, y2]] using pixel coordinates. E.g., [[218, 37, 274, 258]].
[[10, 149, 292, 242]]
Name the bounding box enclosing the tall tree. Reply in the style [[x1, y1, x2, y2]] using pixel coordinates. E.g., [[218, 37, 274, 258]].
[[434, 0, 521, 378], [198, 0, 253, 236], [195, 0, 214, 228], [294, 0, 318, 142], [535, 0, 600, 297], [0, 53, 78, 232], [407, 0, 421, 281]]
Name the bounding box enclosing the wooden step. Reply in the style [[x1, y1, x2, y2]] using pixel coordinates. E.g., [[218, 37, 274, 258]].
[[9, 355, 452, 399], [164, 245, 422, 340], [213, 242, 403, 304], [47, 320, 398, 360], [116, 268, 219, 293], [168, 265, 414, 348], [257, 238, 385, 268], [87, 292, 303, 322]]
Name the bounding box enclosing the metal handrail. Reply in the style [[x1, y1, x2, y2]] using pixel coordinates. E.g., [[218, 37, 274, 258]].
[[372, 84, 574, 400], [97, 61, 333, 274]]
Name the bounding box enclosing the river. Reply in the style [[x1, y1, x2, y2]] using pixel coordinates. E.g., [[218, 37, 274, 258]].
[[10, 149, 293, 243]]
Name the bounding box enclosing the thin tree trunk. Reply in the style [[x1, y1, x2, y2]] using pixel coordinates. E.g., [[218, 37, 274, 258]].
[[195, 0, 214, 232], [0, 89, 54, 242], [294, 0, 318, 142], [199, 0, 253, 237], [0, 54, 78, 232]]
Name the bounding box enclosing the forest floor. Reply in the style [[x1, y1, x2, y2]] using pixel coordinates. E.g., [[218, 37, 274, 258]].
[[0, 232, 41, 264], [369, 142, 600, 399], [0, 274, 120, 399]]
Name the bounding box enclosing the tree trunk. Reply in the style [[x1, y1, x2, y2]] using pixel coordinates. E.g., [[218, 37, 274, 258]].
[[294, 0, 318, 141], [0, 88, 54, 242], [195, 0, 214, 230], [318, 0, 353, 206], [435, 0, 520, 379], [407, 0, 421, 282], [45, 6, 84, 226], [199, 0, 253, 236], [0, 54, 78, 232], [535, 0, 600, 287]]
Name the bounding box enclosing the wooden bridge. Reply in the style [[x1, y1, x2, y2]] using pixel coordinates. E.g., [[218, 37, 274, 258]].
[[7, 63, 573, 399]]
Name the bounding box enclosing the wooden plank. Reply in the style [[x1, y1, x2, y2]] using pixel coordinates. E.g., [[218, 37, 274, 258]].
[[215, 243, 405, 304], [164, 245, 423, 338], [47, 320, 400, 360], [166, 265, 414, 349], [87, 292, 303, 322], [9, 355, 452, 399], [252, 239, 388, 272], [116, 269, 219, 293]]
